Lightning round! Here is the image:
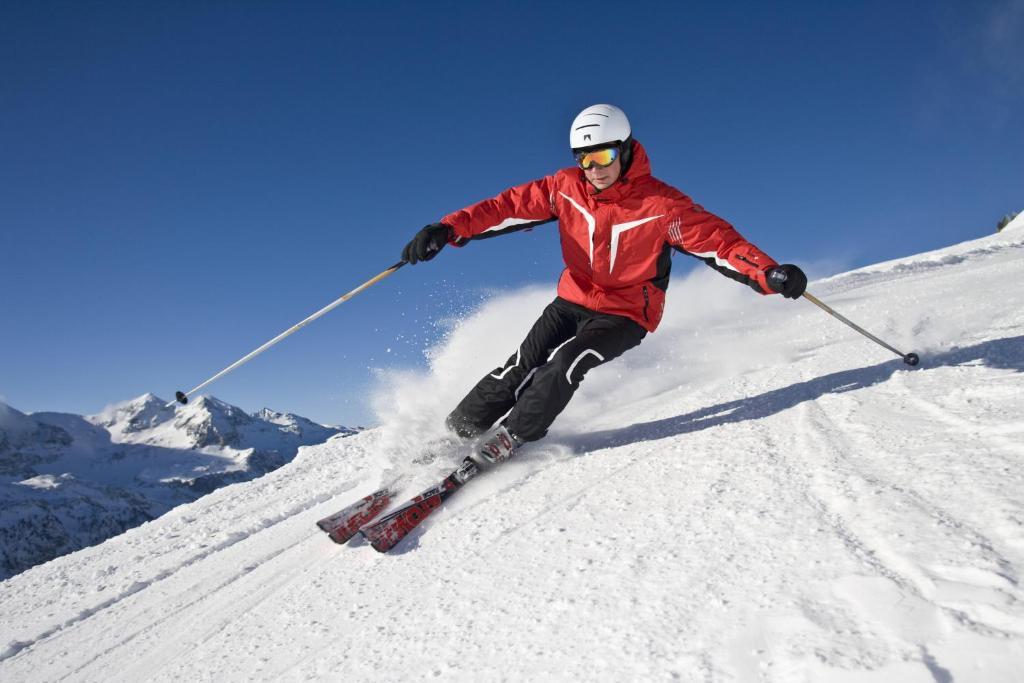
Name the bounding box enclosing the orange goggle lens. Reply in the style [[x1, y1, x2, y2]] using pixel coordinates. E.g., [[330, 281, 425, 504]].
[[574, 146, 619, 169]]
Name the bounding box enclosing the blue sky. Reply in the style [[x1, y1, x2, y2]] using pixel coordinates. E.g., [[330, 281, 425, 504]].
[[2, 1, 1021, 427]]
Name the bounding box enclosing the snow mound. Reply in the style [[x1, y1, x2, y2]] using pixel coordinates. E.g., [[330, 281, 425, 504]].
[[1003, 209, 1024, 233]]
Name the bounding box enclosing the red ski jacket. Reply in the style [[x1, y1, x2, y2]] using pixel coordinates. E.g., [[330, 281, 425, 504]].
[[441, 141, 779, 332]]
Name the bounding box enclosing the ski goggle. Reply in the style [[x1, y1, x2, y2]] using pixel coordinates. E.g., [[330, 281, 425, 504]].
[[574, 145, 619, 169]]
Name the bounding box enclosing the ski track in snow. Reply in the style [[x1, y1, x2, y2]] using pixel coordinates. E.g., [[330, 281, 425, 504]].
[[2, 226, 1024, 681]]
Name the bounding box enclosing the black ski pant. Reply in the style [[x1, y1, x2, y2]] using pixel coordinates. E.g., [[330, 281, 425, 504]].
[[446, 297, 647, 442]]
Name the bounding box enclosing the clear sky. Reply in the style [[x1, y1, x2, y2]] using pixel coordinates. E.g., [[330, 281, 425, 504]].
[[2, 1, 1021, 427]]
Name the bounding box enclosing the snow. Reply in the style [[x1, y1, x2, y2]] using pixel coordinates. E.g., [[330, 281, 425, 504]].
[[14, 476, 62, 491], [0, 394, 354, 580], [1, 223, 1023, 681], [1003, 209, 1023, 233]]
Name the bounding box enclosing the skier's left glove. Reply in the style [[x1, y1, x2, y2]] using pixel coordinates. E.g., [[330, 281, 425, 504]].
[[402, 223, 453, 265], [766, 264, 807, 299]]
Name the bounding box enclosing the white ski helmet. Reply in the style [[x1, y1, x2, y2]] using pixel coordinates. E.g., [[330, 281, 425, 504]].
[[569, 103, 631, 151]]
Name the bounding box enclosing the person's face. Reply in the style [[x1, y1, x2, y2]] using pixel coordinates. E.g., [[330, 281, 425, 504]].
[[576, 146, 623, 191], [584, 155, 622, 190]]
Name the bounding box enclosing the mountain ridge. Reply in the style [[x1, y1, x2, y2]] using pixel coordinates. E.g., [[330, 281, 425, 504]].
[[0, 394, 357, 580]]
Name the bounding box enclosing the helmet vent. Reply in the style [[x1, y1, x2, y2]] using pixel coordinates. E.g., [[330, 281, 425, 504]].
[[569, 104, 631, 151]]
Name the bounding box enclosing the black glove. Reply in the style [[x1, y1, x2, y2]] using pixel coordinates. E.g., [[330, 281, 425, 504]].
[[766, 264, 807, 299], [401, 223, 452, 265]]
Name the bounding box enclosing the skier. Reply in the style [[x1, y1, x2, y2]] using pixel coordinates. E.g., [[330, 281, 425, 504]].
[[401, 104, 807, 466]]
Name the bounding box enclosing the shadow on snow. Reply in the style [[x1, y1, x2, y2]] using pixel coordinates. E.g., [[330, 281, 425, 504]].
[[565, 334, 1024, 454]]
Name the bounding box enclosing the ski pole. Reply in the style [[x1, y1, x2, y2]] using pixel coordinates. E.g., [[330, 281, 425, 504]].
[[168, 260, 407, 407], [802, 291, 919, 366]]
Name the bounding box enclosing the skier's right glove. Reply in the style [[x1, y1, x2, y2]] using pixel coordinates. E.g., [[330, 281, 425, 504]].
[[766, 264, 807, 299], [402, 223, 453, 265]]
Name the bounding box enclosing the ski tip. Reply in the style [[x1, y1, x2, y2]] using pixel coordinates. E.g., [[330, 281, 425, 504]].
[[358, 529, 393, 553], [328, 529, 358, 545], [315, 520, 354, 543], [370, 538, 396, 553]]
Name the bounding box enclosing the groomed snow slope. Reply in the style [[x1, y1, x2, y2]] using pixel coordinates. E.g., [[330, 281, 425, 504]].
[[2, 219, 1023, 682]]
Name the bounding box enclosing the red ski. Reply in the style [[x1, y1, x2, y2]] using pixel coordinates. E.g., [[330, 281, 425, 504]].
[[359, 458, 480, 552], [316, 484, 397, 544]]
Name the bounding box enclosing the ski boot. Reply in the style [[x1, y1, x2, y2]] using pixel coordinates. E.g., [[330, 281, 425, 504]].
[[471, 424, 523, 467]]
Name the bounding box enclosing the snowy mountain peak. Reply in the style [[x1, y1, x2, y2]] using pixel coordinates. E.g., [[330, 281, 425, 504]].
[[253, 407, 351, 439], [185, 395, 239, 414], [254, 407, 287, 421], [173, 395, 255, 449], [91, 393, 174, 434], [0, 394, 356, 581], [0, 403, 72, 454], [0, 402, 36, 439]]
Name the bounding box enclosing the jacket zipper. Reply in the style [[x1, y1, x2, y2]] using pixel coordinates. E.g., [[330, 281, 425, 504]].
[[641, 285, 650, 322]]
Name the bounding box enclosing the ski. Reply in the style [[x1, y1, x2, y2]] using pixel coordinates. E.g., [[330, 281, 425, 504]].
[[359, 457, 480, 552], [316, 484, 398, 544]]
